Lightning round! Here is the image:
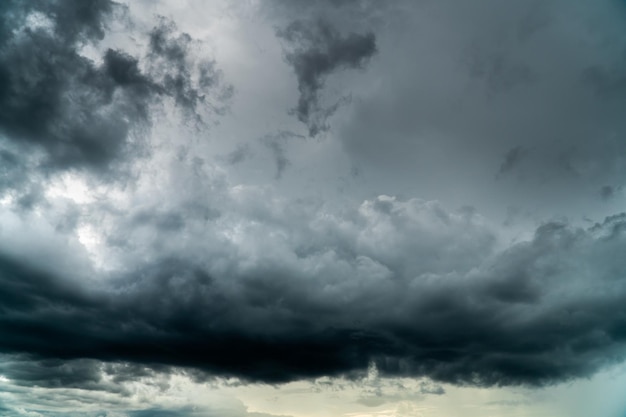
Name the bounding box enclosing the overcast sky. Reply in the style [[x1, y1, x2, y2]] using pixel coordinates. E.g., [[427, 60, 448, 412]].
[[2, 0, 626, 416]]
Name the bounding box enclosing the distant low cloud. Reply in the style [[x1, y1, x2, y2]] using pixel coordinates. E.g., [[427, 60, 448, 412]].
[[0, 357, 295, 417]]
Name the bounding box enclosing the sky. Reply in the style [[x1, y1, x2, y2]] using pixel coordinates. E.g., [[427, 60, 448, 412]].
[[1, 0, 626, 416]]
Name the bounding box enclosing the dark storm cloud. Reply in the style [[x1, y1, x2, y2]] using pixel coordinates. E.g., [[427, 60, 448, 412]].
[[0, 0, 120, 169], [278, 19, 376, 136], [0, 0, 229, 173], [5, 1, 626, 408], [0, 358, 124, 396], [3, 200, 626, 387]]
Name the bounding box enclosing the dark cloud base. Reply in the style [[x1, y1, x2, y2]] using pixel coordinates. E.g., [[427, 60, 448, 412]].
[[278, 19, 376, 136], [2, 214, 626, 388]]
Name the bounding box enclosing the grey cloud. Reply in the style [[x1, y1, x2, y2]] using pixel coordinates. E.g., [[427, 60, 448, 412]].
[[278, 19, 376, 136], [2, 192, 626, 387], [0, 1, 230, 175], [0, 356, 156, 395], [0, 0, 124, 170], [0, 401, 288, 417], [0, 358, 291, 417]]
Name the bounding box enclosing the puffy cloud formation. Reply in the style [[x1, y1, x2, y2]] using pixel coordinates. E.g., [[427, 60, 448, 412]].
[[2, 177, 626, 387]]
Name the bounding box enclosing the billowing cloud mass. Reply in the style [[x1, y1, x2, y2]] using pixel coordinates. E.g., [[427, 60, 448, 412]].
[[2, 0, 626, 416], [3, 191, 626, 387]]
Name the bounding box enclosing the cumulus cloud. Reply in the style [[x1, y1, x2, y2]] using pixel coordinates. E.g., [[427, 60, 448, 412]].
[[2, 174, 626, 387]]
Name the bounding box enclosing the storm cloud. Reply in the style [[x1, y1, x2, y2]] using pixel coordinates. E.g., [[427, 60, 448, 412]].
[[0, 0, 229, 173], [2, 192, 626, 387], [2, 1, 626, 416]]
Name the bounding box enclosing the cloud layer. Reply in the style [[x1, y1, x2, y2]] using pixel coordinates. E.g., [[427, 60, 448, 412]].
[[2, 0, 626, 416], [278, 19, 376, 136]]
